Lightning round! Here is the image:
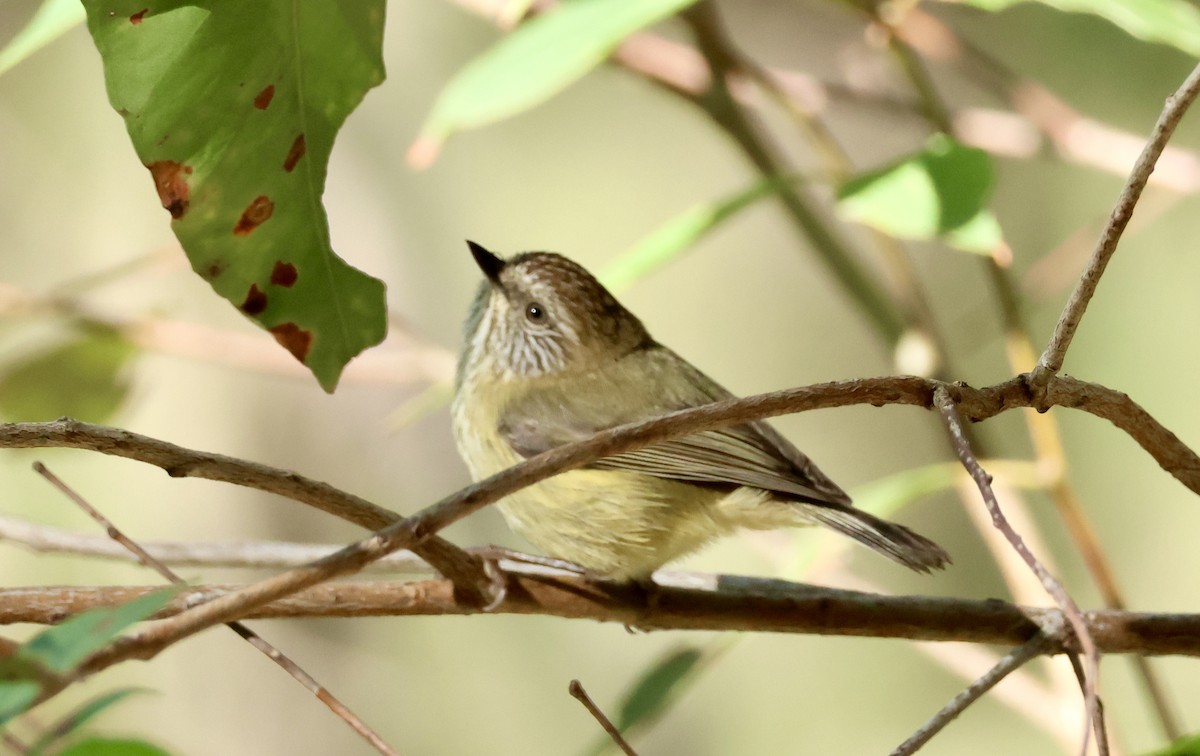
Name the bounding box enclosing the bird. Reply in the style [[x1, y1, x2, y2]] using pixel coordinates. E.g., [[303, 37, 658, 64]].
[[451, 241, 950, 581]]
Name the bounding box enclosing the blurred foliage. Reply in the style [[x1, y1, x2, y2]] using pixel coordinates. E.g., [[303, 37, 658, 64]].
[[958, 0, 1200, 56], [411, 0, 701, 164], [1143, 733, 1200, 756], [837, 134, 1003, 254], [0, 0, 83, 77], [1, 589, 173, 731], [0, 327, 136, 424]]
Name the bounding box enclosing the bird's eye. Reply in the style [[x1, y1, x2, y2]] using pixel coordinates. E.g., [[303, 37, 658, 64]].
[[525, 303, 546, 322]]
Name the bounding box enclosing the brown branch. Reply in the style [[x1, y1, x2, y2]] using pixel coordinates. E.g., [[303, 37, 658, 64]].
[[933, 389, 1101, 754], [1037, 60, 1200, 376], [891, 634, 1054, 756], [0, 420, 494, 605], [32, 463, 401, 756], [569, 680, 638, 756], [0, 371, 1195, 676], [4, 575, 1200, 656]]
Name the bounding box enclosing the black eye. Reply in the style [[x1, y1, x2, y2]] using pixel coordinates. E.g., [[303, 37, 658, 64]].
[[525, 303, 545, 322]]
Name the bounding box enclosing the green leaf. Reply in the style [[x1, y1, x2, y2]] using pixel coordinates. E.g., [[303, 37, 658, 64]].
[[614, 647, 702, 731], [0, 681, 41, 726], [837, 134, 1002, 253], [81, 1, 389, 391], [16, 590, 176, 675], [0, 328, 136, 423], [410, 0, 701, 166], [853, 463, 964, 520], [56, 738, 171, 756], [584, 645, 715, 756], [959, 0, 1200, 57], [29, 688, 150, 754], [0, 0, 86, 77], [1140, 732, 1200, 756], [601, 178, 788, 292]]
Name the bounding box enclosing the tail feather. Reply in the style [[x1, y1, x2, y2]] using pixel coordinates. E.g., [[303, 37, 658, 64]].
[[804, 506, 951, 573]]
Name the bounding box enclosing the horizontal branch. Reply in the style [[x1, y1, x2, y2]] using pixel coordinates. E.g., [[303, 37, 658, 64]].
[[1, 372, 1196, 673], [4, 572, 1198, 657]]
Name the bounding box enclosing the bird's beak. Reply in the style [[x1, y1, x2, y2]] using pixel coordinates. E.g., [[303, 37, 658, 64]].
[[466, 240, 505, 286]]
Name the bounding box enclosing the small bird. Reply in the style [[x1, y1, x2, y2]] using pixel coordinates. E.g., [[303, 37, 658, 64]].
[[452, 242, 950, 581]]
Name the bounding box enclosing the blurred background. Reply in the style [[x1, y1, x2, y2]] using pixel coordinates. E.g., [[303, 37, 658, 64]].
[[1, 0, 1199, 753]]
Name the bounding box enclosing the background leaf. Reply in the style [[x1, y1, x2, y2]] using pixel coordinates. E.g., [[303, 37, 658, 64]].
[[55, 737, 171, 756], [14, 590, 176, 675], [837, 134, 1002, 253], [0, 0, 85, 77], [0, 682, 41, 726], [80, 1, 389, 391], [409, 0, 701, 166], [601, 178, 789, 292], [955, 0, 1200, 56], [0, 328, 136, 423], [29, 688, 150, 754]]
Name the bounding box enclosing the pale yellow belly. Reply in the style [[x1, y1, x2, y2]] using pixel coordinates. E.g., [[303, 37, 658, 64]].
[[451, 382, 796, 580]]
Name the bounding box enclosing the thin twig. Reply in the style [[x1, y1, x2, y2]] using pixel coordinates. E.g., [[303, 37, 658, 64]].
[[933, 388, 1101, 756], [569, 680, 637, 756], [1065, 653, 1111, 756], [1037, 60, 1200, 376], [32, 463, 401, 756], [891, 634, 1053, 756]]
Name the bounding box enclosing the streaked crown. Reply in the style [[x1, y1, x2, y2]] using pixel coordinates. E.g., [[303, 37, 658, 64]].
[[459, 242, 652, 380]]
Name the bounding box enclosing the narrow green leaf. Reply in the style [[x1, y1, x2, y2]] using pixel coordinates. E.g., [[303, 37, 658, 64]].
[[81, 1, 389, 391], [56, 738, 171, 756], [410, 0, 701, 165], [614, 647, 703, 731], [0, 681, 41, 726], [0, 0, 86, 77], [29, 688, 150, 754], [852, 463, 964, 520], [958, 0, 1200, 57], [0, 328, 136, 423], [601, 178, 787, 292], [19, 590, 176, 674], [837, 134, 1002, 253]]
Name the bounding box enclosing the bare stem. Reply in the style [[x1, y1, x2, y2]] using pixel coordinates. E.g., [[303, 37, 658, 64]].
[[933, 388, 1101, 755], [891, 634, 1053, 756], [569, 680, 638, 756], [32, 463, 401, 756], [1038, 60, 1200, 375]]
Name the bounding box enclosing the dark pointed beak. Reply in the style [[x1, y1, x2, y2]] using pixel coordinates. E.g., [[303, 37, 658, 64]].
[[467, 240, 505, 285]]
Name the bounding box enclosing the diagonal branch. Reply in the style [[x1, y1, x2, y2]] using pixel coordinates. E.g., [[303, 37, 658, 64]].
[[1037, 60, 1200, 376], [0, 420, 493, 604], [934, 388, 1100, 755]]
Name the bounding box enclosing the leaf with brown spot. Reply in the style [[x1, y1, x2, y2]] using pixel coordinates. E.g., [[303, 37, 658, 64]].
[[283, 134, 306, 172], [270, 261, 298, 287], [129, 8, 148, 24], [269, 323, 313, 363], [233, 195, 274, 236], [145, 160, 191, 220], [82, 0, 387, 391], [253, 84, 274, 110], [241, 284, 268, 315]]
